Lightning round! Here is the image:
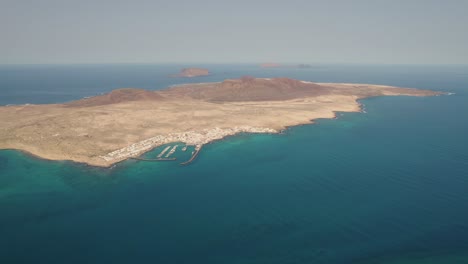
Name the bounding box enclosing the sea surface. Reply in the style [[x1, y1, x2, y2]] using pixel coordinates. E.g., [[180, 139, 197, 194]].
[[0, 64, 467, 263]]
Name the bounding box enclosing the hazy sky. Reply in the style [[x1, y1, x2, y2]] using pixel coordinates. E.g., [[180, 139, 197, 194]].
[[1, 0, 468, 64]]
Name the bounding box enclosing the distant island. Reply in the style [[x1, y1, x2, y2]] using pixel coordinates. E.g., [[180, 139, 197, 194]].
[[260, 63, 314, 69], [0, 77, 442, 167], [260, 63, 282, 68], [171, 68, 210, 77]]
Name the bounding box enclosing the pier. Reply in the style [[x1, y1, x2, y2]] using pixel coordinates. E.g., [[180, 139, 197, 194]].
[[157, 146, 171, 158], [165, 145, 178, 157], [180, 145, 202, 165], [131, 157, 176, 162]]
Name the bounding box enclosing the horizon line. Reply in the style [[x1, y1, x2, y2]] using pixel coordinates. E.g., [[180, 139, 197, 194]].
[[1, 62, 468, 66]]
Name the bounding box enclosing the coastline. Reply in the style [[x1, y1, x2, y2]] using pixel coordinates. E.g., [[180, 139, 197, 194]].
[[0, 90, 447, 168], [99, 126, 278, 166], [0, 106, 361, 168], [0, 80, 442, 168]]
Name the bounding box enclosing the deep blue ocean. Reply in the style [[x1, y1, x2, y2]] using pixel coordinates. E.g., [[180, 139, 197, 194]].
[[1, 64, 467, 264]]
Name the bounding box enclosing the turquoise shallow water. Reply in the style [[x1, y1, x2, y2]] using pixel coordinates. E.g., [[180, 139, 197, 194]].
[[1, 64, 468, 263]]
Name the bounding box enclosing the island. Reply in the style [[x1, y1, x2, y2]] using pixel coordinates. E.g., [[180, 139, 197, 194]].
[[0, 77, 442, 167], [260, 63, 315, 69], [297, 64, 313, 68], [260, 63, 282, 68], [171, 68, 210, 77]]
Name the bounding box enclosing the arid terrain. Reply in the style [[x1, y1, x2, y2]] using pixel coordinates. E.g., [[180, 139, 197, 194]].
[[0, 77, 441, 167]]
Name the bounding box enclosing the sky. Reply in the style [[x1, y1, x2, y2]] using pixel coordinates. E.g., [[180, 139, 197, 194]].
[[1, 0, 468, 64]]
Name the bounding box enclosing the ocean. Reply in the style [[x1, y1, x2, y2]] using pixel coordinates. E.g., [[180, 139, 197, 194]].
[[0, 64, 467, 263]]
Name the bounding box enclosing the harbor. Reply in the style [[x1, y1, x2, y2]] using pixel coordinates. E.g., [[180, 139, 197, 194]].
[[101, 126, 277, 166], [131, 144, 180, 162], [128, 143, 203, 165], [100, 126, 277, 163]]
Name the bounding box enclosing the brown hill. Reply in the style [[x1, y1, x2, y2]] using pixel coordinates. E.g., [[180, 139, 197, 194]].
[[65, 88, 165, 107], [161, 77, 330, 102]]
